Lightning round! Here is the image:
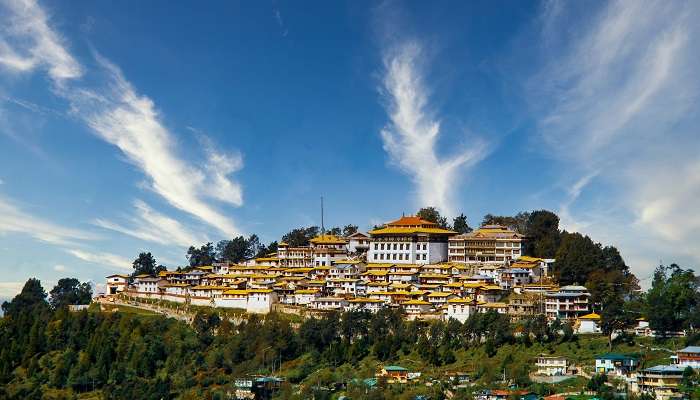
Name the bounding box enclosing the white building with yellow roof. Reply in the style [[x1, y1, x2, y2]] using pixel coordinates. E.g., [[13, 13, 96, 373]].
[[448, 224, 524, 264], [368, 216, 457, 264], [309, 234, 350, 266], [445, 297, 477, 322]]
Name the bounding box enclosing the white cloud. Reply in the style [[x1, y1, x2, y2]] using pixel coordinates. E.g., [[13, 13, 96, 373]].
[[0, 0, 245, 238], [0, 281, 24, 298], [529, 0, 700, 275], [0, 0, 83, 83], [379, 41, 487, 216], [64, 58, 244, 236], [93, 199, 208, 247], [0, 194, 97, 245], [66, 248, 132, 271], [53, 264, 66, 272]]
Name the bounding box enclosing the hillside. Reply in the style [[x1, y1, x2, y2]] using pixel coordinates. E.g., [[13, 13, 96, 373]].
[[0, 299, 681, 400]]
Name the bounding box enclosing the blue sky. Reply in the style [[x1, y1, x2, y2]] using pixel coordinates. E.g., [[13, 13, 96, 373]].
[[1, 0, 699, 299]]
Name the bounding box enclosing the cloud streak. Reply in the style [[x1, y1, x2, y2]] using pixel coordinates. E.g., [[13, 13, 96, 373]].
[[66, 249, 132, 271], [66, 56, 244, 236], [379, 41, 487, 216], [0, 0, 82, 83], [529, 0, 700, 274], [0, 0, 245, 238], [93, 199, 208, 247], [0, 194, 97, 245]]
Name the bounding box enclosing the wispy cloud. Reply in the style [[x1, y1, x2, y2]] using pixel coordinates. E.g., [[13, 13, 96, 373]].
[[273, 8, 288, 37], [528, 0, 700, 273], [0, 281, 25, 298], [66, 56, 244, 237], [0, 0, 82, 83], [66, 248, 132, 271], [379, 41, 487, 216], [0, 0, 245, 238], [93, 199, 208, 247], [53, 264, 66, 272], [0, 194, 97, 245]]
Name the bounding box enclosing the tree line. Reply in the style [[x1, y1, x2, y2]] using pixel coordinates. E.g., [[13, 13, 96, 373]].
[[2, 269, 700, 399]]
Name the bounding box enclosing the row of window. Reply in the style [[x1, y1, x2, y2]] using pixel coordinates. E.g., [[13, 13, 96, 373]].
[[374, 243, 428, 251], [372, 253, 428, 261]]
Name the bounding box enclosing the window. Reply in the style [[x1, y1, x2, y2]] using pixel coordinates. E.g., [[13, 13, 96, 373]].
[[393, 243, 397, 250], [380, 243, 385, 250], [392, 254, 397, 260], [374, 243, 378, 250]]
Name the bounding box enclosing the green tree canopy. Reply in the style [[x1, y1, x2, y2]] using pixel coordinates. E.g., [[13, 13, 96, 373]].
[[49, 278, 92, 309], [646, 264, 699, 337], [1, 278, 48, 318], [416, 207, 450, 229], [342, 224, 359, 237], [186, 242, 216, 267], [452, 214, 472, 234], [481, 212, 530, 233], [524, 210, 560, 258], [131, 252, 164, 276], [282, 226, 320, 247]]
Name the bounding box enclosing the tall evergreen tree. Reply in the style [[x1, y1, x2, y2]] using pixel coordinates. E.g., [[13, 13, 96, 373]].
[[452, 213, 472, 234], [49, 278, 93, 309]]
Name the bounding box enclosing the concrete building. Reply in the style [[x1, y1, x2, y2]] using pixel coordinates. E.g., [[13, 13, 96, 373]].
[[672, 346, 700, 369], [347, 232, 371, 254], [377, 366, 409, 384], [311, 297, 348, 310], [545, 285, 590, 320], [577, 312, 602, 334], [536, 355, 568, 376], [637, 365, 685, 400], [445, 298, 476, 323], [448, 225, 524, 264], [595, 353, 639, 376], [368, 216, 456, 264], [402, 299, 433, 315], [106, 274, 129, 295], [277, 242, 313, 268], [309, 234, 349, 266]]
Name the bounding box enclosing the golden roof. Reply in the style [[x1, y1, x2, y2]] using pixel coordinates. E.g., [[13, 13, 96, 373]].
[[447, 298, 474, 303], [402, 300, 431, 306], [310, 234, 348, 245], [579, 312, 601, 320]]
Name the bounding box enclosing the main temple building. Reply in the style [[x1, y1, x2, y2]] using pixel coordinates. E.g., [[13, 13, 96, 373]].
[[367, 216, 456, 264]]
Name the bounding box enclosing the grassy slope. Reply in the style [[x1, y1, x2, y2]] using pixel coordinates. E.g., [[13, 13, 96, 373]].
[[279, 334, 677, 398]]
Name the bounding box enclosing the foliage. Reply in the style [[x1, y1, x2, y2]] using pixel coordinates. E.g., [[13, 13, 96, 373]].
[[417, 207, 450, 229], [646, 264, 700, 337], [523, 210, 560, 258], [452, 214, 472, 234], [282, 226, 320, 247], [186, 242, 216, 267], [49, 278, 92, 309], [481, 212, 530, 234], [132, 252, 165, 276], [0, 277, 688, 399], [342, 224, 359, 237]]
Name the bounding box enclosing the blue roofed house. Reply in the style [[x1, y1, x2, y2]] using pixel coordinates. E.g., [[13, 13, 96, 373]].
[[595, 353, 639, 376], [671, 346, 700, 369], [377, 365, 409, 384]]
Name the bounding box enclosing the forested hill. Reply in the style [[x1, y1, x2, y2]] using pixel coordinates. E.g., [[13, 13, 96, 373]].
[[2, 271, 700, 400]]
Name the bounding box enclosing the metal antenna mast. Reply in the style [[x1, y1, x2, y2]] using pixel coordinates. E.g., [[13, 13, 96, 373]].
[[321, 196, 325, 234]]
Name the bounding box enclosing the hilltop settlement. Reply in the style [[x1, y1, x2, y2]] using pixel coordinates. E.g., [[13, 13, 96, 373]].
[[94, 212, 700, 400]]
